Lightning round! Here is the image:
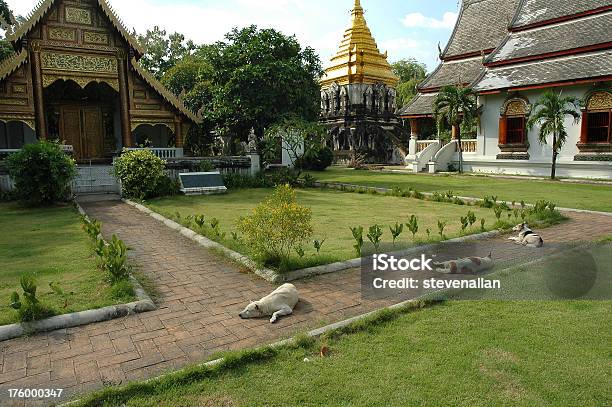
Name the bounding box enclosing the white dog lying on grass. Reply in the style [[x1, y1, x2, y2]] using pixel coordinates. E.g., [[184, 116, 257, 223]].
[[239, 283, 299, 324]]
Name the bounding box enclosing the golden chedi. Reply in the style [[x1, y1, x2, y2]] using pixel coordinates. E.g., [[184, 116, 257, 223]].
[[320, 0, 399, 162]]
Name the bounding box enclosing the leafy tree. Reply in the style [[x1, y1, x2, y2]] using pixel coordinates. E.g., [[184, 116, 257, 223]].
[[138, 26, 196, 79], [527, 90, 581, 180], [392, 59, 427, 108], [433, 85, 477, 173], [0, 0, 16, 63], [262, 117, 326, 170], [206, 26, 322, 148]]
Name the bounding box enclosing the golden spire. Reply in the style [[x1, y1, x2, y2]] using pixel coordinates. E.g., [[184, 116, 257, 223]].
[[320, 0, 398, 88]]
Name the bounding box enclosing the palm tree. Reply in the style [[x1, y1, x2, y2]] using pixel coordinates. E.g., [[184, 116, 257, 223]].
[[527, 90, 581, 180], [433, 85, 477, 173]]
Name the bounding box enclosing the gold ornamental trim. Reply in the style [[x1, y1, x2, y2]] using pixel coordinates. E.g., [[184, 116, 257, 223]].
[[130, 119, 175, 133], [42, 74, 120, 92], [587, 91, 612, 111], [505, 101, 526, 116], [41, 52, 118, 74], [83, 31, 109, 45], [0, 115, 35, 130], [48, 27, 76, 41], [65, 7, 92, 25], [0, 98, 28, 106]]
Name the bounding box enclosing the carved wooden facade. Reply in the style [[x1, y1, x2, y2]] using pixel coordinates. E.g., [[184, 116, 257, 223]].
[[0, 0, 201, 161]]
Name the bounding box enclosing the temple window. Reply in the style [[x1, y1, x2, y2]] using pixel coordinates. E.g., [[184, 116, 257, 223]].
[[581, 91, 612, 144], [499, 100, 528, 145]]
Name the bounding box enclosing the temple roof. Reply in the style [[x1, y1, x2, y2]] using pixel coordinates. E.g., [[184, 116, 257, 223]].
[[397, 93, 437, 117], [487, 11, 612, 64], [320, 0, 398, 88], [473, 49, 612, 92], [418, 56, 484, 90], [8, 0, 145, 56], [442, 0, 522, 59], [131, 58, 202, 124], [510, 0, 612, 30], [0, 50, 28, 82]]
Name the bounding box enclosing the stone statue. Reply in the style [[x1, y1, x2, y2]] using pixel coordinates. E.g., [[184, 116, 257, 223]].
[[247, 128, 258, 153]]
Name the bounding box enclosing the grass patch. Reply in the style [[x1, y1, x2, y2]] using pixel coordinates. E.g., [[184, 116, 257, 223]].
[[307, 167, 612, 212], [74, 296, 610, 406], [0, 203, 136, 325], [147, 188, 517, 272]]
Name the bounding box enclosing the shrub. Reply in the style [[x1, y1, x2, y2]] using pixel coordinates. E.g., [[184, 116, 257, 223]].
[[367, 225, 383, 250], [437, 220, 447, 239], [103, 235, 131, 283], [350, 226, 364, 257], [389, 222, 403, 246], [199, 160, 215, 172], [313, 238, 326, 254], [222, 168, 301, 190], [6, 141, 76, 205], [237, 185, 313, 270], [113, 149, 166, 199], [406, 215, 418, 240], [155, 175, 181, 197], [10, 275, 54, 322], [297, 145, 334, 171]]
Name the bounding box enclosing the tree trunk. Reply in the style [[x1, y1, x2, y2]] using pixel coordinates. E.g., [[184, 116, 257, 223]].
[[551, 133, 558, 180], [454, 124, 463, 174]]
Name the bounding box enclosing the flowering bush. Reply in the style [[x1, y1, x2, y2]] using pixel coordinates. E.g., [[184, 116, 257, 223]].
[[237, 185, 313, 270]]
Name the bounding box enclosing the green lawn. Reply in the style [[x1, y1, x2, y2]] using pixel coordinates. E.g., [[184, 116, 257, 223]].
[[0, 203, 135, 325], [147, 188, 505, 270], [307, 167, 612, 212], [77, 299, 611, 407]]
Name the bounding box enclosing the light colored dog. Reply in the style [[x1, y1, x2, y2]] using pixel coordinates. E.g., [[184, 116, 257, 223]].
[[434, 253, 495, 275], [509, 223, 544, 247], [239, 283, 299, 324]]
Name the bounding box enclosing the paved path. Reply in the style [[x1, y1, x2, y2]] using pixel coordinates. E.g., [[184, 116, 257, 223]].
[[1, 201, 611, 406]]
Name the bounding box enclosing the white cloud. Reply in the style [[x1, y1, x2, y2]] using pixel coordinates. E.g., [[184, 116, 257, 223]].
[[402, 11, 457, 29]]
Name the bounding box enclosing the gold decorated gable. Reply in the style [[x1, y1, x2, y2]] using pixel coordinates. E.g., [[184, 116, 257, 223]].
[[505, 101, 526, 116], [65, 7, 92, 25], [587, 91, 612, 111], [41, 52, 118, 74], [320, 0, 398, 88], [48, 27, 76, 41]]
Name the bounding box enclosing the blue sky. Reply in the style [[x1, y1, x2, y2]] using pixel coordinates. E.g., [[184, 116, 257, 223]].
[[10, 0, 461, 71]]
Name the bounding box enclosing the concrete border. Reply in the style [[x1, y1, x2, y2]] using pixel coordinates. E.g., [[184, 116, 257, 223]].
[[125, 199, 504, 283], [0, 204, 157, 343]]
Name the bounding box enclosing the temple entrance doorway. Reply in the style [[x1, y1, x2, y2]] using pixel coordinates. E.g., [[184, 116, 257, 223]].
[[44, 80, 120, 162]]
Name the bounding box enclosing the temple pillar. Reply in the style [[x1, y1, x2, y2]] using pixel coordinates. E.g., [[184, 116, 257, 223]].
[[174, 116, 183, 148], [408, 118, 419, 156], [30, 43, 47, 140], [117, 52, 132, 148]]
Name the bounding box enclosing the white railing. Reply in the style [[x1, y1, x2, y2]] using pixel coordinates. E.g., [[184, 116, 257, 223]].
[[416, 140, 438, 153], [0, 149, 20, 155], [125, 148, 184, 159], [460, 139, 477, 153]]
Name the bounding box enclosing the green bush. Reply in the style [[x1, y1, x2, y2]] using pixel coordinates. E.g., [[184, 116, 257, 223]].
[[113, 149, 166, 199], [297, 145, 334, 171], [10, 275, 54, 322], [237, 185, 313, 271], [155, 175, 181, 197], [103, 235, 131, 283], [6, 141, 76, 205], [223, 168, 301, 190]]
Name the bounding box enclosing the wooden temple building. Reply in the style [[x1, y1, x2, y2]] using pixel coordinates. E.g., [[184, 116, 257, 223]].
[[0, 0, 201, 162]]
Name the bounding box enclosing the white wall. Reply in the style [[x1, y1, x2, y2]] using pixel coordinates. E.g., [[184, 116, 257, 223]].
[[469, 83, 612, 179]]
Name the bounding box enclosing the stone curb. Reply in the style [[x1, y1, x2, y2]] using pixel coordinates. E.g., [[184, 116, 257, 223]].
[[124, 199, 504, 284], [123, 199, 281, 283], [0, 205, 157, 343], [310, 181, 612, 217]]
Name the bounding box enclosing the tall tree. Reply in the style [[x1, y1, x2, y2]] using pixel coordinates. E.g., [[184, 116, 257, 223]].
[[433, 85, 477, 173], [527, 90, 581, 180], [392, 58, 427, 108], [0, 0, 16, 62], [206, 25, 322, 146], [137, 27, 196, 79]]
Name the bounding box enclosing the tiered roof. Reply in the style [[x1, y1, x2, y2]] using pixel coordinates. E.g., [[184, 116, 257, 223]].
[[399, 0, 520, 117], [320, 0, 398, 88], [474, 1, 612, 93]]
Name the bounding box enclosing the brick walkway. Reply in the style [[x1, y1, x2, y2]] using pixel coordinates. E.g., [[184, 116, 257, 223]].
[[1, 201, 611, 406]]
